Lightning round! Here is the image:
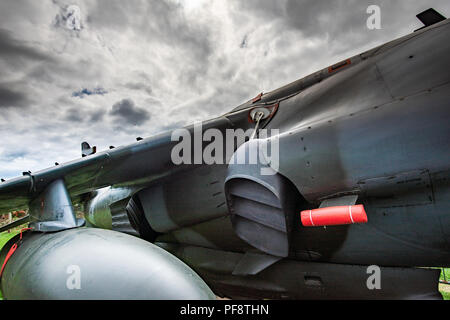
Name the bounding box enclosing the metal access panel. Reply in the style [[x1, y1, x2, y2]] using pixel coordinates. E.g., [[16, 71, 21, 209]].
[[358, 169, 434, 208], [138, 165, 229, 233]]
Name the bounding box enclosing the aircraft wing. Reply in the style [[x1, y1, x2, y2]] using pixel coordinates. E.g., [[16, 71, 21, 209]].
[[0, 116, 234, 213]]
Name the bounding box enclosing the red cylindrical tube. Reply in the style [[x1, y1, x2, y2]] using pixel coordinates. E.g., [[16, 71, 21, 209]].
[[300, 205, 368, 227]]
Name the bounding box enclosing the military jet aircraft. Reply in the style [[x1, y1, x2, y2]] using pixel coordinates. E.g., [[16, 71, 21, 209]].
[[0, 8, 449, 299]]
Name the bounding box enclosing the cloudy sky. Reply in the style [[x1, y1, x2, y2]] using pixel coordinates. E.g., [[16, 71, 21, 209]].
[[0, 0, 449, 179]]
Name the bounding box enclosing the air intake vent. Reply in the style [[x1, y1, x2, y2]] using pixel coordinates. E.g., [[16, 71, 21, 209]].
[[110, 200, 139, 236], [225, 173, 301, 257]]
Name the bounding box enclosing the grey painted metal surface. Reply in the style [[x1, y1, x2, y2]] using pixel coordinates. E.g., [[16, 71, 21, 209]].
[[156, 215, 253, 253], [28, 179, 84, 232], [224, 140, 302, 257], [138, 165, 228, 233], [158, 243, 442, 300], [153, 19, 450, 272], [85, 186, 136, 232], [0, 228, 215, 300]]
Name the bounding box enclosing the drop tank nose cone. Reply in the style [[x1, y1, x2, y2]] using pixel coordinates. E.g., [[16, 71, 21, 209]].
[[0, 228, 214, 300]]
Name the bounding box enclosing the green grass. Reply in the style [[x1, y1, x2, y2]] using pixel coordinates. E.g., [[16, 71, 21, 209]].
[[0, 231, 19, 249], [439, 268, 450, 300], [0, 229, 20, 300], [441, 290, 450, 300], [440, 268, 450, 282]]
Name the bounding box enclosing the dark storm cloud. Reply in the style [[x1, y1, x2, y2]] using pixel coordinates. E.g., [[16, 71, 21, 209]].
[[234, 0, 286, 19], [284, 0, 366, 36], [156, 120, 188, 133], [90, 110, 104, 123], [110, 98, 150, 126], [65, 108, 83, 122], [65, 105, 106, 124], [0, 28, 58, 102], [0, 28, 50, 65], [2, 150, 29, 161], [26, 57, 104, 88], [0, 1, 49, 26], [87, 0, 212, 62], [0, 84, 30, 108], [232, 0, 365, 40], [124, 82, 153, 95], [1, 0, 450, 179], [232, 0, 450, 55], [63, 103, 106, 124]]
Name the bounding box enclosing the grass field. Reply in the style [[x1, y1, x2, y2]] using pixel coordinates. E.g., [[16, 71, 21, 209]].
[[0, 228, 21, 300], [0, 230, 19, 249], [440, 267, 450, 282], [439, 268, 450, 300], [0, 228, 449, 300], [440, 284, 450, 300]]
